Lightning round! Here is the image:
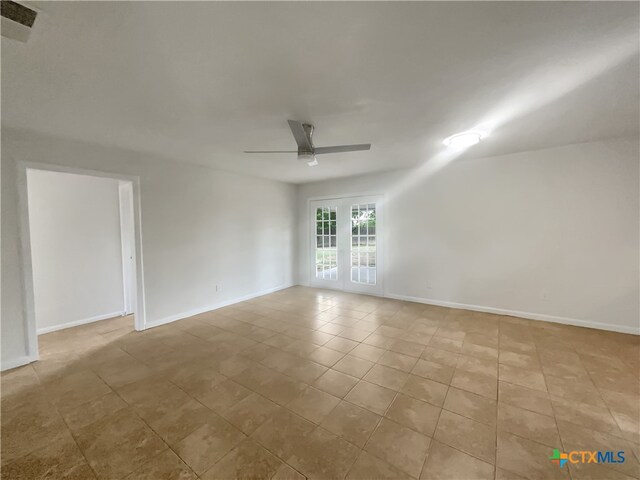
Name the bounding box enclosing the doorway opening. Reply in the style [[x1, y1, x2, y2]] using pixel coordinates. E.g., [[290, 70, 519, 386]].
[[18, 164, 145, 363]]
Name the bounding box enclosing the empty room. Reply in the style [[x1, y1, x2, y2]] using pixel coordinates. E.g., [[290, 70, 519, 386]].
[[1, 2, 638, 480]]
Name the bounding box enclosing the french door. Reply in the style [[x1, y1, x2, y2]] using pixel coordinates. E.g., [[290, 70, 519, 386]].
[[309, 195, 383, 295]]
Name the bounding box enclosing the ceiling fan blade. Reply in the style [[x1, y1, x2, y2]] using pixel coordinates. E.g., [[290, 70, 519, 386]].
[[243, 150, 297, 154], [288, 120, 312, 151], [314, 144, 371, 155]]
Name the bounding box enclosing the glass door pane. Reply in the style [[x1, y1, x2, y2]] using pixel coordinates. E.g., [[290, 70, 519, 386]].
[[350, 203, 377, 285], [315, 206, 338, 281]]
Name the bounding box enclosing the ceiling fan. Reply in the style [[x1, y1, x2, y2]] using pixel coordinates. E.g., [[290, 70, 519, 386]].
[[244, 120, 371, 166]]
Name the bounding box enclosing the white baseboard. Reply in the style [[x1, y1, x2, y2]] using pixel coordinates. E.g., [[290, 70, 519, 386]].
[[384, 292, 639, 335], [1, 355, 36, 372], [145, 284, 294, 330], [295, 282, 638, 335], [37, 311, 126, 335]]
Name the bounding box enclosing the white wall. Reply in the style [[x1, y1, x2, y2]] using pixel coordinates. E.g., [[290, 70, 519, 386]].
[[297, 139, 640, 334], [27, 170, 125, 334], [2, 128, 297, 369]]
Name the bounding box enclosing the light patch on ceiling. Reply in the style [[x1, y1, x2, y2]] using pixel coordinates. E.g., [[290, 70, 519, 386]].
[[389, 29, 639, 198], [443, 130, 488, 149]]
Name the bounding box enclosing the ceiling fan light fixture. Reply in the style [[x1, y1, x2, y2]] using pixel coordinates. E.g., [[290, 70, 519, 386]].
[[443, 130, 487, 149], [298, 152, 317, 166]]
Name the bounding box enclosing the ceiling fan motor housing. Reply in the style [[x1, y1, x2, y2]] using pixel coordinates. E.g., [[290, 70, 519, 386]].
[[302, 123, 314, 142], [298, 123, 317, 164], [299, 125, 314, 154]]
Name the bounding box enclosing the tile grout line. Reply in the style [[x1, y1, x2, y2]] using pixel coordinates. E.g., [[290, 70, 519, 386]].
[[530, 328, 569, 480], [31, 334, 127, 480], [102, 374, 200, 479]]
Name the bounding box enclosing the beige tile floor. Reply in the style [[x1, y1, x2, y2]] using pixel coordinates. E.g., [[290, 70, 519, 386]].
[[2, 286, 639, 479]]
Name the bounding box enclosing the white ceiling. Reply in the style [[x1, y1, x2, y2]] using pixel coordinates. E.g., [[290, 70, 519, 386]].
[[2, 2, 638, 183]]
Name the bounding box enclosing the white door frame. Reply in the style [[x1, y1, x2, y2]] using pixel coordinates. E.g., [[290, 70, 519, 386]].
[[16, 161, 147, 365], [307, 193, 385, 296], [119, 181, 136, 315]]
